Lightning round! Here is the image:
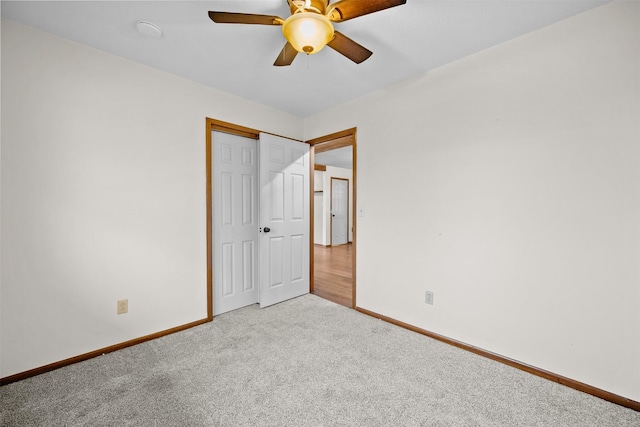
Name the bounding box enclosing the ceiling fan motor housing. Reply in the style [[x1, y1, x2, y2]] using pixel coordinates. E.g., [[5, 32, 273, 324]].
[[289, 0, 330, 15]]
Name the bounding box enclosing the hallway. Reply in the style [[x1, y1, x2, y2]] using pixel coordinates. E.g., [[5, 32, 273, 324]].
[[313, 243, 353, 308]]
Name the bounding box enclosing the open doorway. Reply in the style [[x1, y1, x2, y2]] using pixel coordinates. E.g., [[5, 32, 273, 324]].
[[309, 129, 356, 308]]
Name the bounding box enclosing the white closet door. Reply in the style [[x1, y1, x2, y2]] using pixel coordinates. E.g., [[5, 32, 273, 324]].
[[331, 178, 349, 246], [259, 133, 310, 308], [212, 132, 259, 315]]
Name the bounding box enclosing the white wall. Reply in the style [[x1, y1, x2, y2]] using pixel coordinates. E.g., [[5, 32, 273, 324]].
[[305, 1, 640, 402], [0, 19, 303, 378]]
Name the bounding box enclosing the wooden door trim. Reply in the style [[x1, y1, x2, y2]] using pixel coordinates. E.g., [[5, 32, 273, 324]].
[[307, 128, 355, 146], [209, 118, 260, 139], [206, 119, 309, 319], [306, 127, 357, 308]]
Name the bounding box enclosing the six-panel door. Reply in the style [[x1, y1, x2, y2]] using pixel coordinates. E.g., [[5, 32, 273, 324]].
[[259, 133, 310, 308], [212, 132, 259, 315]]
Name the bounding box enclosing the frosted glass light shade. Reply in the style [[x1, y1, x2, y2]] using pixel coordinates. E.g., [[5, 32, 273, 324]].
[[282, 12, 334, 54]]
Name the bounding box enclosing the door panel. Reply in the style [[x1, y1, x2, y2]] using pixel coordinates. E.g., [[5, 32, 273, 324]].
[[331, 178, 349, 246], [212, 132, 259, 315], [291, 234, 304, 281], [242, 175, 254, 225], [269, 236, 284, 287], [292, 174, 305, 219], [242, 240, 255, 291], [259, 133, 310, 308], [270, 171, 285, 221], [221, 243, 233, 296]]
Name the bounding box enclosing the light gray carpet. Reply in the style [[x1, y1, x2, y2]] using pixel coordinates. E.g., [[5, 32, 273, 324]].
[[1, 294, 639, 426]]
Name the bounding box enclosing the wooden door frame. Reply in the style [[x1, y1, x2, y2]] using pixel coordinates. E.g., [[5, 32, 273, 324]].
[[206, 118, 309, 319], [207, 119, 356, 315], [307, 128, 357, 308], [329, 177, 349, 247]]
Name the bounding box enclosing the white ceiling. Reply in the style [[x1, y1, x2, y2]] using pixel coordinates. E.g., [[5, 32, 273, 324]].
[[2, 1, 607, 117], [315, 146, 352, 169]]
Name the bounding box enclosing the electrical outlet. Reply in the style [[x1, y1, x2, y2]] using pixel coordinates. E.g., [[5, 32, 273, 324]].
[[425, 291, 434, 305], [117, 299, 128, 314]]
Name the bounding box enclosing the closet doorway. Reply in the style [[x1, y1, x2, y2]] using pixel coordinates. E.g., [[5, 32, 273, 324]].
[[206, 118, 311, 319], [309, 129, 356, 308]]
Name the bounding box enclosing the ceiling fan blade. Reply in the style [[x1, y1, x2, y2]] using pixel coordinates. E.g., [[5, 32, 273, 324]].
[[326, 0, 406, 22], [274, 42, 299, 66], [208, 11, 284, 25], [327, 31, 372, 64]]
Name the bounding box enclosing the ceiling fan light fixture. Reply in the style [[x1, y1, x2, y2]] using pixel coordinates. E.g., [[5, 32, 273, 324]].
[[282, 12, 334, 54]]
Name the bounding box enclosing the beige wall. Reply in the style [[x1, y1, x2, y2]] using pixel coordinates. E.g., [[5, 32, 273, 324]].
[[0, 19, 302, 377], [305, 1, 640, 402]]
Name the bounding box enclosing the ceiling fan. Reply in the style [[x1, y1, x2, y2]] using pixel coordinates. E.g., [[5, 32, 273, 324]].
[[208, 0, 407, 66]]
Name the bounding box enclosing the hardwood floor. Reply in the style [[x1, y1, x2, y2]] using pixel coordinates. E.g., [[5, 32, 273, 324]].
[[313, 243, 353, 308]]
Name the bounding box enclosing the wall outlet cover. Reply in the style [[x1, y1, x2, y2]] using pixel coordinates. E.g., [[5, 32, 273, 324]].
[[117, 299, 128, 314], [425, 291, 434, 305]]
